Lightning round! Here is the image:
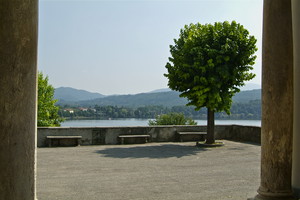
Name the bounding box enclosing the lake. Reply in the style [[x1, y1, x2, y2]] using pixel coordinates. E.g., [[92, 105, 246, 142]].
[[61, 118, 261, 127]]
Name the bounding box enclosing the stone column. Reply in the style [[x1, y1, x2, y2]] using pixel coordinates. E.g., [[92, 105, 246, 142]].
[[0, 1, 38, 200], [251, 0, 295, 199], [292, 0, 300, 198]]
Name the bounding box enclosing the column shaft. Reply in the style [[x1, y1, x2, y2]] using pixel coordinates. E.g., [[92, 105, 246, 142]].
[[0, 1, 38, 200], [255, 0, 295, 199], [292, 0, 300, 198]]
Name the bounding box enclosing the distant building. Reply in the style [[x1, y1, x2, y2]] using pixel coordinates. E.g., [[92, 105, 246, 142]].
[[79, 107, 88, 112], [89, 108, 96, 112], [64, 109, 74, 114]]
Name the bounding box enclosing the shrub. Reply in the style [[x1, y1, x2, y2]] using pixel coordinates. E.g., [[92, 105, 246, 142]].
[[148, 113, 197, 126]]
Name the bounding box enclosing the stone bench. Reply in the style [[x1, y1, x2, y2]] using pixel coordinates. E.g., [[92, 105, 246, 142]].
[[46, 136, 82, 147], [177, 132, 207, 142], [118, 135, 151, 144]]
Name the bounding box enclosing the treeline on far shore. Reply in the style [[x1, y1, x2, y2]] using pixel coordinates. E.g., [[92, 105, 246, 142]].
[[59, 99, 261, 120]]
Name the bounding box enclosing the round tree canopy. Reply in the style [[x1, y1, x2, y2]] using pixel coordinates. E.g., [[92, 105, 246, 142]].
[[165, 21, 257, 114]]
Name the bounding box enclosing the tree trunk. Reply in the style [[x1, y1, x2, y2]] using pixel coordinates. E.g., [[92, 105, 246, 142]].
[[206, 108, 215, 144]]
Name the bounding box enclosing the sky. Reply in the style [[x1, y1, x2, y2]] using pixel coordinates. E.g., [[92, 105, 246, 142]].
[[38, 0, 263, 95]]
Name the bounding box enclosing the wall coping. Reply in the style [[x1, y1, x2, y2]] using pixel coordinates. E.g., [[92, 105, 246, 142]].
[[38, 124, 260, 129]]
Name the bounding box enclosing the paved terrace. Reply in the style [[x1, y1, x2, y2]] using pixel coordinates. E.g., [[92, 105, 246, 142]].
[[37, 140, 260, 200]]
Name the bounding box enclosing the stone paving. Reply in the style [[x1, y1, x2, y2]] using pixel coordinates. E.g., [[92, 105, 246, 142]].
[[37, 140, 261, 200]]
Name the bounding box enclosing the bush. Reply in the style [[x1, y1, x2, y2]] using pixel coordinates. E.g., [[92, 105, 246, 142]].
[[38, 72, 64, 127], [148, 113, 197, 126]]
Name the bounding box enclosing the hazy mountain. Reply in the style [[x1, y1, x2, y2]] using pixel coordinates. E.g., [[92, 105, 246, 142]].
[[147, 83, 261, 93], [75, 91, 188, 107], [232, 89, 261, 103], [55, 87, 261, 107], [54, 87, 105, 102], [239, 83, 261, 91], [147, 88, 171, 93]]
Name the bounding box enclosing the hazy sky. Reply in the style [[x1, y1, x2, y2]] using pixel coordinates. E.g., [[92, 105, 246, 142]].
[[38, 0, 263, 95]]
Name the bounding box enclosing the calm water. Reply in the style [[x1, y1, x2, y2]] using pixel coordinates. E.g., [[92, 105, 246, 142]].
[[61, 118, 261, 127]]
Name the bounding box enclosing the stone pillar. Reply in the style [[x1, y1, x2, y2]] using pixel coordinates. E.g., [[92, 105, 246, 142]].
[[292, 0, 300, 198], [0, 1, 38, 200], [251, 0, 295, 199]]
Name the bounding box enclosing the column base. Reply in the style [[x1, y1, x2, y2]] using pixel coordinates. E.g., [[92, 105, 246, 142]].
[[247, 186, 298, 200], [293, 187, 300, 199], [247, 187, 298, 200], [248, 194, 297, 200]]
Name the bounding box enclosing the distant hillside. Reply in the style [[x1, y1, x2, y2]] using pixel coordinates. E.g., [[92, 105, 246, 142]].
[[56, 88, 261, 107], [232, 89, 261, 103], [76, 91, 188, 107], [147, 83, 261, 93], [147, 88, 171, 93], [54, 87, 105, 102], [239, 83, 261, 91]]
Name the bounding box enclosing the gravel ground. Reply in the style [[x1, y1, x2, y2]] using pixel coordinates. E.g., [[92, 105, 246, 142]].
[[37, 140, 261, 200]]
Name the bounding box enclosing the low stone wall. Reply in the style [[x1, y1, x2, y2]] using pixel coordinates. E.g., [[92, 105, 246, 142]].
[[218, 125, 261, 144], [37, 125, 261, 147]]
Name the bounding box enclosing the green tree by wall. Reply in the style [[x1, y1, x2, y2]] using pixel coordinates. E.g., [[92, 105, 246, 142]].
[[38, 72, 63, 126], [165, 21, 257, 144], [148, 113, 197, 126]]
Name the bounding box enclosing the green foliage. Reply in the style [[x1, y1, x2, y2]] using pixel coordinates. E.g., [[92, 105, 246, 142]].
[[165, 21, 257, 114], [58, 100, 261, 120], [38, 72, 63, 127], [148, 113, 197, 126]]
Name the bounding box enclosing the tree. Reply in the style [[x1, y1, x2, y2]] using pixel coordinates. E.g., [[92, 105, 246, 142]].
[[165, 21, 257, 144], [38, 72, 63, 126], [148, 113, 197, 126]]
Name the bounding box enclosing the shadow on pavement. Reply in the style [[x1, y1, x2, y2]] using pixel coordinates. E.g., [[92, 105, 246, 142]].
[[94, 143, 208, 159]]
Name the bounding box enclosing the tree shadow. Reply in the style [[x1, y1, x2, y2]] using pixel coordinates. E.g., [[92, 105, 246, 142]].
[[94, 143, 208, 159], [226, 141, 261, 150]]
